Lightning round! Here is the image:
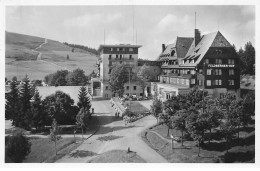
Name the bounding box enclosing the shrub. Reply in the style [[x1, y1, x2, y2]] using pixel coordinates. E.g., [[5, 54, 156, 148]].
[[5, 132, 31, 163]]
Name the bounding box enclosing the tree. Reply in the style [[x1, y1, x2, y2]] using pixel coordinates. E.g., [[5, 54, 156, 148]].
[[203, 97, 221, 142], [108, 64, 129, 97], [5, 132, 31, 163], [5, 80, 20, 122], [172, 110, 188, 146], [49, 119, 62, 155], [45, 70, 69, 86], [43, 91, 78, 125], [150, 98, 163, 123], [31, 89, 47, 132], [19, 75, 33, 130], [186, 112, 208, 156], [77, 86, 91, 110], [137, 64, 158, 96], [76, 108, 90, 140], [66, 68, 88, 86], [219, 119, 236, 153], [239, 42, 255, 75], [12, 76, 17, 82]]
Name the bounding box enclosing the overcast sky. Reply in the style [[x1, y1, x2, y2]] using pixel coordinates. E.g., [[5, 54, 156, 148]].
[[6, 5, 255, 60]]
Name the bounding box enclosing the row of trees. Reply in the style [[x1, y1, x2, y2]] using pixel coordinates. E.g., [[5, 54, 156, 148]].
[[108, 64, 158, 97], [6, 75, 92, 131], [44, 68, 89, 86], [63, 42, 99, 55], [236, 41, 255, 75], [151, 87, 255, 156]]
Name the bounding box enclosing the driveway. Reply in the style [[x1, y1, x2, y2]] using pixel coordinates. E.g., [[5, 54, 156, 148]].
[[55, 100, 167, 163]]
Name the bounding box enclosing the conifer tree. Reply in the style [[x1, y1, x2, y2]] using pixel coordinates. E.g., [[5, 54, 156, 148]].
[[19, 75, 33, 129], [31, 89, 46, 131], [77, 86, 91, 111], [5, 79, 20, 124]]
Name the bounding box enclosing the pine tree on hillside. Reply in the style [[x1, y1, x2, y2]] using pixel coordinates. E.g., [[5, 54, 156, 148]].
[[31, 89, 46, 132], [77, 86, 91, 111], [5, 80, 20, 124], [19, 75, 33, 129]]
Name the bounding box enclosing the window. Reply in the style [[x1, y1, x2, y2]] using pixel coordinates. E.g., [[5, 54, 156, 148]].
[[229, 69, 235, 75], [173, 78, 177, 83], [215, 59, 222, 64], [117, 48, 120, 51], [207, 69, 211, 75], [199, 69, 203, 74], [120, 54, 122, 59], [205, 59, 209, 64], [129, 48, 133, 51], [207, 80, 211, 86], [110, 48, 113, 51], [105, 86, 108, 90], [109, 55, 112, 60], [198, 80, 202, 86], [133, 86, 136, 90], [109, 61, 112, 66], [228, 80, 234, 86], [186, 79, 190, 85], [129, 55, 132, 59], [215, 80, 222, 85], [166, 93, 171, 100], [108, 69, 112, 74], [181, 79, 184, 84], [126, 86, 129, 90], [116, 55, 118, 58], [215, 69, 222, 75], [228, 59, 235, 65], [123, 48, 125, 51], [191, 79, 195, 84]]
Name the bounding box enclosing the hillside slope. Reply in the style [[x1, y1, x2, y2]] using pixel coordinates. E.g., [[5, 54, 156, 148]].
[[5, 32, 98, 80]]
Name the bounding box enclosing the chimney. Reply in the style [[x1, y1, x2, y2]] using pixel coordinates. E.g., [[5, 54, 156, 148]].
[[195, 29, 201, 46], [162, 44, 166, 52]]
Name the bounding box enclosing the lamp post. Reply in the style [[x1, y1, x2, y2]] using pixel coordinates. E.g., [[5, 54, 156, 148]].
[[202, 62, 206, 113], [129, 66, 131, 111]]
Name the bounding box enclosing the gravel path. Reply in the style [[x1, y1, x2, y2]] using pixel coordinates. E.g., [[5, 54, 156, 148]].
[[55, 100, 167, 163]]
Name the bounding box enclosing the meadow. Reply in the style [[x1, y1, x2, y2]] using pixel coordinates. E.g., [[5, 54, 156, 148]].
[[5, 32, 98, 80]]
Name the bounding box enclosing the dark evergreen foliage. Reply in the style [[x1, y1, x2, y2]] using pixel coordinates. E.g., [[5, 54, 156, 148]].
[[5, 132, 31, 163]]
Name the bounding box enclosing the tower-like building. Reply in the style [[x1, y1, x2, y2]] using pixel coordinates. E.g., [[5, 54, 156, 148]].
[[96, 44, 142, 98]]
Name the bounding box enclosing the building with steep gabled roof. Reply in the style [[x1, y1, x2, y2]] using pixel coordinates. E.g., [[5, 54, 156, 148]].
[[152, 29, 240, 101]]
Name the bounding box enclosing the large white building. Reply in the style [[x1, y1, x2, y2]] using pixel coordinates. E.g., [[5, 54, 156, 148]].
[[94, 44, 145, 98]]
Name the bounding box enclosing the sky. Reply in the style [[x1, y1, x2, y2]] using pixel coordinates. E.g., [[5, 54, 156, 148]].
[[5, 5, 255, 60]]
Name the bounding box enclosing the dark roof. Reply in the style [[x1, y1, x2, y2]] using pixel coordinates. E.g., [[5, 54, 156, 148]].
[[176, 37, 194, 58], [157, 37, 193, 61], [181, 31, 232, 67]]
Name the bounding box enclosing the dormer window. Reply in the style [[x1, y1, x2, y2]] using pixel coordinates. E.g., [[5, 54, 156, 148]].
[[171, 50, 175, 56]]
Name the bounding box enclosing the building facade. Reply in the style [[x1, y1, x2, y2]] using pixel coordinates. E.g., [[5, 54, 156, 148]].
[[152, 29, 240, 101], [95, 44, 145, 98]]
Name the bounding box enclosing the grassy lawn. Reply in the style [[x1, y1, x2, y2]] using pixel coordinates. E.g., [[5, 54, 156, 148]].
[[142, 124, 255, 163], [89, 150, 146, 163], [122, 101, 149, 113], [23, 137, 81, 163]]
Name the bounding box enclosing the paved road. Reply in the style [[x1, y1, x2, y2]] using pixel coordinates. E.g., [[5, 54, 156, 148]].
[[56, 100, 167, 163]]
